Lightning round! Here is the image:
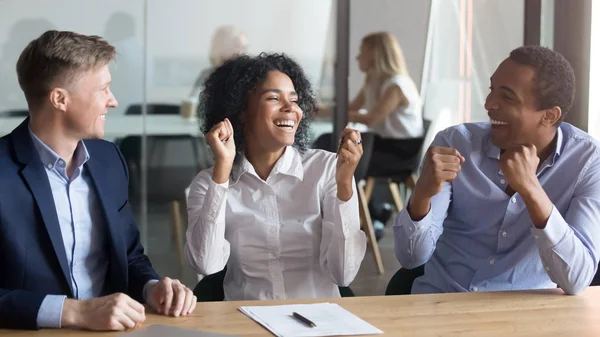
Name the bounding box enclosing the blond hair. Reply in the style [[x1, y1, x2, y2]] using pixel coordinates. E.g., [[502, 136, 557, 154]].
[[209, 26, 248, 67], [362, 32, 408, 79], [16, 30, 116, 108]]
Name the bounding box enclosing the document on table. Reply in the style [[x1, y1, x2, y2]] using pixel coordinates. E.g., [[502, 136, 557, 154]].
[[118, 325, 239, 337], [238, 302, 383, 337]]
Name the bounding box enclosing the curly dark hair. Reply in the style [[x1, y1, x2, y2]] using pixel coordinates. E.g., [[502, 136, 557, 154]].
[[509, 45, 575, 121], [199, 52, 317, 163]]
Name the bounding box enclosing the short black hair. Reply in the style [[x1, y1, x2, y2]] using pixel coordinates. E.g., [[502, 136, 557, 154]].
[[509, 45, 575, 120], [199, 53, 316, 163]]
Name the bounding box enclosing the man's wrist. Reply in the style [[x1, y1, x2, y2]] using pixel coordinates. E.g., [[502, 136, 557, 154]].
[[407, 189, 432, 221], [519, 181, 544, 201], [61, 299, 81, 328]]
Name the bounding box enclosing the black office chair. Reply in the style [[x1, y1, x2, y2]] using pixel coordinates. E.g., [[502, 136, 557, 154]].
[[385, 265, 425, 295], [593, 271, 600, 286], [386, 263, 600, 295], [124, 103, 180, 115], [193, 268, 355, 302], [363, 119, 432, 213], [0, 109, 29, 117]]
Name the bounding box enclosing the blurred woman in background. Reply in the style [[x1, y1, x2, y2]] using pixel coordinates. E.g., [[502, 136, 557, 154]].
[[188, 25, 248, 101], [349, 31, 424, 168], [349, 32, 424, 238]]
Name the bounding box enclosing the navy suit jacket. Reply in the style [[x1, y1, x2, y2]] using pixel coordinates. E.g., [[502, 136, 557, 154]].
[[0, 119, 159, 329]]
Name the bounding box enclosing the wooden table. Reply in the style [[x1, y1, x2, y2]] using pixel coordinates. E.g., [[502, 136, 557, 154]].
[[2, 287, 600, 336]]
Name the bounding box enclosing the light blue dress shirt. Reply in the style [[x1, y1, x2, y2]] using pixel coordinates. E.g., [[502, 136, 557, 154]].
[[29, 129, 108, 328], [394, 122, 600, 295]]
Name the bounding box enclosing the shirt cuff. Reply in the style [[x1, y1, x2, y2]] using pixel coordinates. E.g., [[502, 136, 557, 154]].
[[334, 192, 361, 237], [204, 179, 229, 221], [531, 206, 569, 250], [395, 206, 433, 236], [143, 279, 160, 302], [36, 295, 67, 329]]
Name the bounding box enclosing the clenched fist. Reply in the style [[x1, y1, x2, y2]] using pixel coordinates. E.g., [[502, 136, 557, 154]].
[[408, 146, 465, 220]]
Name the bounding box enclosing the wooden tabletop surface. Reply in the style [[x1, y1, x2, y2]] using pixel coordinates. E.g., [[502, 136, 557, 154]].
[[3, 286, 600, 336]]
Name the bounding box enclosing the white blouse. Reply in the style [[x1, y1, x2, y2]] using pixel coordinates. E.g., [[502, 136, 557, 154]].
[[365, 74, 424, 139], [185, 147, 367, 300]]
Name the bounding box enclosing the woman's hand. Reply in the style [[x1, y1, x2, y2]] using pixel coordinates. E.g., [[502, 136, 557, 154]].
[[205, 118, 236, 183], [335, 127, 363, 201]]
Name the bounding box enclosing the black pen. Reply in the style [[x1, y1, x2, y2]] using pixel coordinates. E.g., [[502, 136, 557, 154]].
[[292, 312, 317, 328]]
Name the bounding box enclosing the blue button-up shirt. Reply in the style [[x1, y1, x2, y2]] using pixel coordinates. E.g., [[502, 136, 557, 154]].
[[394, 122, 600, 295], [29, 128, 108, 328]]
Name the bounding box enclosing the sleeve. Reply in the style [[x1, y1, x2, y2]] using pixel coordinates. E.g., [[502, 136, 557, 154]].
[[319, 154, 368, 286], [184, 170, 231, 276], [393, 130, 453, 268], [0, 288, 48, 329], [532, 150, 600, 295], [36, 295, 66, 328]]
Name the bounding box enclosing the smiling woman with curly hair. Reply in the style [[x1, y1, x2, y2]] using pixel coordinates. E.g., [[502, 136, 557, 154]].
[[200, 53, 315, 162], [185, 53, 367, 301]]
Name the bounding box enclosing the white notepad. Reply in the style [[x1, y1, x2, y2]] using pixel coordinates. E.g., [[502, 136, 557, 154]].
[[238, 302, 383, 337]]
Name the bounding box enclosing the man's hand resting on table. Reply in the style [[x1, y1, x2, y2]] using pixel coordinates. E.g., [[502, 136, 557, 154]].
[[60, 277, 196, 331]]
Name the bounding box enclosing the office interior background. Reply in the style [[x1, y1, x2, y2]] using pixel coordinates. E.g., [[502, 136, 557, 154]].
[[0, 0, 598, 295]]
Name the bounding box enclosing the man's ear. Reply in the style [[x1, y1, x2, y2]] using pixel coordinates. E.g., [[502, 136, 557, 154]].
[[48, 87, 68, 112], [542, 106, 562, 126]]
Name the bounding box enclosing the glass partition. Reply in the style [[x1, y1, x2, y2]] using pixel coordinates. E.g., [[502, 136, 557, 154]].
[[0, 0, 337, 288]]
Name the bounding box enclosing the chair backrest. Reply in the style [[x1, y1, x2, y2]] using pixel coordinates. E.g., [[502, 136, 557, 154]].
[[353, 132, 375, 181], [312, 131, 374, 182], [0, 109, 28, 117], [125, 104, 180, 115], [193, 269, 226, 302], [192, 267, 356, 301], [119, 135, 211, 202], [385, 265, 425, 295]]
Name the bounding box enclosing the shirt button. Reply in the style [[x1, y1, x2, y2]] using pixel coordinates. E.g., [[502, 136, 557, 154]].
[[472, 287, 479, 292], [502, 231, 507, 238], [406, 249, 411, 254], [58, 160, 65, 166], [489, 259, 495, 265], [409, 226, 414, 232], [500, 179, 506, 184], [534, 235, 540, 240], [497, 169, 503, 176], [545, 266, 550, 272], [511, 197, 516, 203], [47, 163, 53, 169]]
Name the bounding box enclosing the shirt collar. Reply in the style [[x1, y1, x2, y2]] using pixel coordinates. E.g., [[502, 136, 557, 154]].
[[28, 125, 90, 170], [230, 146, 304, 184], [485, 125, 563, 164]]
